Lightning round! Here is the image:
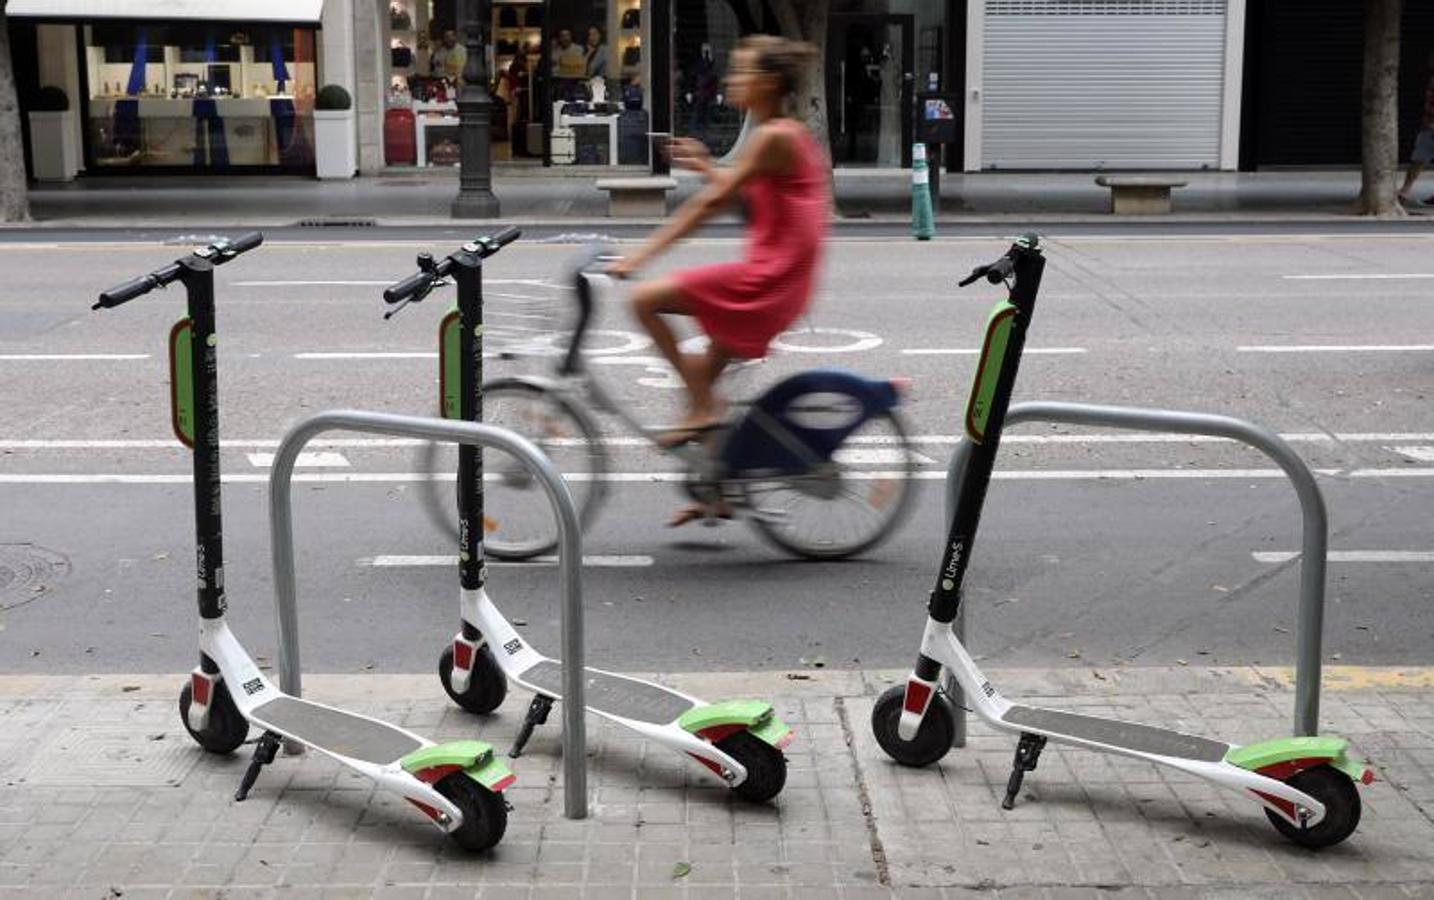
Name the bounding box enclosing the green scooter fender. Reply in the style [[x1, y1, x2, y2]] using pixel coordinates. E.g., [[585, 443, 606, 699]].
[[1224, 736, 1372, 785], [679, 699, 794, 749], [401, 740, 517, 793]]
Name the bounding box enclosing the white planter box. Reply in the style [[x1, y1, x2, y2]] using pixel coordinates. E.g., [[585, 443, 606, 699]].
[[28, 109, 80, 182], [313, 108, 357, 179]]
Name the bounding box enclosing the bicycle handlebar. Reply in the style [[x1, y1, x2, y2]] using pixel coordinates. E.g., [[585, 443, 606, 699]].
[[383, 228, 523, 308], [94, 232, 263, 310]]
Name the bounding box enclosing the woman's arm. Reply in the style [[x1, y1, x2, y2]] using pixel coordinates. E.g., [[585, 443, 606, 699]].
[[612, 125, 790, 276]]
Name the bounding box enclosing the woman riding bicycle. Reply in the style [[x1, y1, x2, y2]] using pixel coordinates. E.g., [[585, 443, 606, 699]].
[[607, 35, 832, 520]]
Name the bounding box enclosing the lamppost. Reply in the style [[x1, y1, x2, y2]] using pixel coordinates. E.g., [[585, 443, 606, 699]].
[[452, 0, 499, 218]]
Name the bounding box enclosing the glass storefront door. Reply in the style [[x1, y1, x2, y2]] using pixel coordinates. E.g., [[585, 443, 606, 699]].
[[827, 14, 913, 167]]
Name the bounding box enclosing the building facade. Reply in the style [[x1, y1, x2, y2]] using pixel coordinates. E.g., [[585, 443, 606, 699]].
[[9, 0, 1434, 180]]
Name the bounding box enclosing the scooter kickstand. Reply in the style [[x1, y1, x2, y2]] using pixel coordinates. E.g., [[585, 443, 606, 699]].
[[509, 695, 554, 758], [1001, 732, 1047, 811], [236, 731, 282, 802]]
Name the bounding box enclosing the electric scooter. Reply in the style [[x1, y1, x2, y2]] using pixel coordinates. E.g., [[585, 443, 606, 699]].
[[95, 234, 514, 852], [871, 235, 1371, 849], [383, 232, 795, 802]]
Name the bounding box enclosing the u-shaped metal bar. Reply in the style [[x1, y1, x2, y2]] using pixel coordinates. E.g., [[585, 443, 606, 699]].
[[267, 409, 588, 819]]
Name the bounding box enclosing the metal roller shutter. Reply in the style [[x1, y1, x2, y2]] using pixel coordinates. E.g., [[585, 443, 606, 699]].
[[982, 0, 1228, 170]]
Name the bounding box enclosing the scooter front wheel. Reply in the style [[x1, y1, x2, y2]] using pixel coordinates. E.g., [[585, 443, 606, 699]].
[[717, 730, 787, 803], [439, 643, 509, 715], [1265, 764, 1361, 849], [871, 684, 955, 767], [179, 679, 250, 755], [434, 771, 508, 852]]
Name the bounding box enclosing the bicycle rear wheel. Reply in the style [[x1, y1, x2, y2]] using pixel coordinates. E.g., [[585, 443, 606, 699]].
[[416, 378, 607, 559], [742, 408, 916, 560]]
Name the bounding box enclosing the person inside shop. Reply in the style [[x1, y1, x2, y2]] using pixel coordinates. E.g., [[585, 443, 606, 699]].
[[585, 26, 607, 81], [1398, 49, 1434, 207], [606, 35, 832, 526], [431, 29, 468, 81], [551, 28, 587, 99]]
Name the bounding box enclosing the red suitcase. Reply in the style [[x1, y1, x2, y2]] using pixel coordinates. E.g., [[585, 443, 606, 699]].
[[384, 108, 417, 165]]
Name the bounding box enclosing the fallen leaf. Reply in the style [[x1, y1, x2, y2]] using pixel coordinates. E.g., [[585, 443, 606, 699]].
[[785, 673, 812, 681], [1177, 659, 1189, 666], [512, 619, 527, 627], [1092, 670, 1107, 681], [121, 685, 141, 692], [151, 552, 168, 561], [671, 861, 692, 880]]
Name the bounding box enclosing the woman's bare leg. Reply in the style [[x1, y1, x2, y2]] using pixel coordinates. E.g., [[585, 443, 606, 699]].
[[630, 277, 729, 424]]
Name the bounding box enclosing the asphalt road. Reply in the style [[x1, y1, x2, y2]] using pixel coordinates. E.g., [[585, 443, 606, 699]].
[[2, 226, 1432, 674]]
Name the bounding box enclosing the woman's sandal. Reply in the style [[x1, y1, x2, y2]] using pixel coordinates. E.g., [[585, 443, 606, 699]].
[[667, 502, 734, 528]]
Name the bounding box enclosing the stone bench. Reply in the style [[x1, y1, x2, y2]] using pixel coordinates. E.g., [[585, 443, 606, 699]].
[[1094, 175, 1189, 214], [595, 176, 678, 217]]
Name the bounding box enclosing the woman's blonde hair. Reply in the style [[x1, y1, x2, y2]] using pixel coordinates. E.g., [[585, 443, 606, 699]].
[[737, 34, 819, 98]]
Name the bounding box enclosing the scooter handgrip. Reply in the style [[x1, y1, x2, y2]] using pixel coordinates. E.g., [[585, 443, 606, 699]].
[[385, 271, 432, 304], [224, 231, 264, 255], [491, 226, 521, 248], [95, 275, 155, 308], [985, 256, 1015, 283]]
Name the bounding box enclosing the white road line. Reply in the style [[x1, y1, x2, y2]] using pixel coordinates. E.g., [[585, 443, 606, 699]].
[[900, 347, 1088, 356], [1254, 551, 1434, 563], [833, 447, 934, 465], [1238, 345, 1434, 353], [1392, 446, 1434, 463], [293, 351, 438, 360], [1282, 273, 1434, 280], [15, 467, 1430, 486], [0, 438, 424, 449], [246, 451, 351, 468], [360, 554, 654, 568], [232, 279, 557, 287], [5, 432, 1434, 451], [0, 353, 150, 361]]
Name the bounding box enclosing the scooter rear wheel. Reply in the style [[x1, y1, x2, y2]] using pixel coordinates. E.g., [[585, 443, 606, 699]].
[[717, 730, 787, 803], [435, 771, 508, 852], [439, 643, 510, 715], [1265, 764, 1361, 849], [871, 684, 955, 767], [179, 679, 250, 755]]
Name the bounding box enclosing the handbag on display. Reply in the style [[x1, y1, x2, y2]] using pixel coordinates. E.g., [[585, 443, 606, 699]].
[[391, 43, 413, 68], [498, 6, 519, 27], [622, 45, 641, 67], [390, 4, 412, 31], [621, 8, 641, 29]]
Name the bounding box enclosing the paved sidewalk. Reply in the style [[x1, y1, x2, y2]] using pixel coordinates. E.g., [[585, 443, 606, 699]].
[[2, 666, 1432, 898], [18, 169, 1432, 230]]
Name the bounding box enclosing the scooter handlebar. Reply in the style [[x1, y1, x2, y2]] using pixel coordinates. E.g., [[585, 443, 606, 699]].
[[222, 231, 264, 257], [94, 275, 158, 309], [384, 269, 436, 304]]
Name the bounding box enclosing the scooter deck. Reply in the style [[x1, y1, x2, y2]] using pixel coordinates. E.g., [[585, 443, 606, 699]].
[[252, 695, 422, 764], [520, 660, 695, 725], [1003, 705, 1229, 762]]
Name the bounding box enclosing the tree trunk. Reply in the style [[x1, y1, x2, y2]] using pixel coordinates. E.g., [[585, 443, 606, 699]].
[[1357, 0, 1403, 216], [768, 0, 829, 153], [0, 2, 32, 223]]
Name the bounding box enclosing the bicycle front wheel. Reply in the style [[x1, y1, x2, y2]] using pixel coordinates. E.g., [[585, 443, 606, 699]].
[[415, 378, 608, 559], [742, 408, 916, 560]]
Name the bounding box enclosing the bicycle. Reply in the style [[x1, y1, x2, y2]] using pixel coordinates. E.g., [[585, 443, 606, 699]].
[[416, 248, 917, 561]]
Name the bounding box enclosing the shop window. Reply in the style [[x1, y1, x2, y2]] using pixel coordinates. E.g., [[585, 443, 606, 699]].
[[83, 24, 318, 170], [383, 0, 650, 168]]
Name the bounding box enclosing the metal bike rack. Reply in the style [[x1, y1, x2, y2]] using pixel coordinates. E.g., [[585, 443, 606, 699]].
[[943, 401, 1329, 746], [267, 409, 589, 819]]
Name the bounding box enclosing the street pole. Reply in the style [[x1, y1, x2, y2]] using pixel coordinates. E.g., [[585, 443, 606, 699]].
[[452, 0, 499, 218]]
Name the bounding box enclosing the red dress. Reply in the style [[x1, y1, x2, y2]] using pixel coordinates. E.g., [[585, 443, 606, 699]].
[[673, 120, 831, 359]]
